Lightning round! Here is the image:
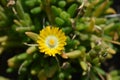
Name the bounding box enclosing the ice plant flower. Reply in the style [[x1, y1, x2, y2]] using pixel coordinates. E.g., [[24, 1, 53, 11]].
[[37, 26, 67, 56]]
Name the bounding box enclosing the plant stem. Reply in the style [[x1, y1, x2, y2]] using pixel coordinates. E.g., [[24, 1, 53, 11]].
[[55, 56, 61, 72]]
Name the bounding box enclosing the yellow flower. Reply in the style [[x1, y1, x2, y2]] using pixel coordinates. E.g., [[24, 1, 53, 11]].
[[37, 26, 67, 56]]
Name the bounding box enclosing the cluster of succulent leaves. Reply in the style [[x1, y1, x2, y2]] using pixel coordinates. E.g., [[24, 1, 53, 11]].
[[0, 0, 120, 80]]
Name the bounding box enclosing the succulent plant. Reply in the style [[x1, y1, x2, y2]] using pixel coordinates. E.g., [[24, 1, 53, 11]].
[[0, 0, 120, 80]]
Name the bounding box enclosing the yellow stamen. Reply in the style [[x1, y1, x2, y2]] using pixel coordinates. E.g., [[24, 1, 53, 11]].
[[49, 39, 55, 46]]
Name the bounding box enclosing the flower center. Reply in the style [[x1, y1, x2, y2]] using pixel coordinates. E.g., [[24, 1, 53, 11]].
[[46, 36, 58, 48], [49, 39, 55, 46]]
